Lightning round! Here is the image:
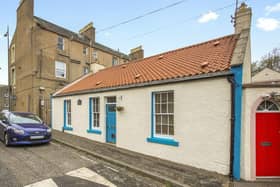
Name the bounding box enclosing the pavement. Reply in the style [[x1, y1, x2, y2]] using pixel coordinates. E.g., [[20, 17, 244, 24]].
[[0, 141, 164, 187], [52, 130, 230, 187]]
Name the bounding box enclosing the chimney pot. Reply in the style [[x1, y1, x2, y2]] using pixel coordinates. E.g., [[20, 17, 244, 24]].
[[129, 46, 144, 61], [234, 2, 252, 34]]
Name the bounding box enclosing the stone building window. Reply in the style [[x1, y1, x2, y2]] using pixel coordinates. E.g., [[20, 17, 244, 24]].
[[55, 61, 66, 78], [83, 66, 90, 75], [83, 47, 88, 56], [112, 57, 118, 66], [93, 51, 98, 61], [11, 44, 15, 63], [11, 68, 16, 85], [57, 36, 64, 50]]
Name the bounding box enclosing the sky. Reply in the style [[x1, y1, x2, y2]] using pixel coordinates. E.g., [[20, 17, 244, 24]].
[[0, 0, 280, 85]]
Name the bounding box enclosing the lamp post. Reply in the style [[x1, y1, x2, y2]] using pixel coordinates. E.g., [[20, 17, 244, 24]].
[[4, 26, 10, 111]]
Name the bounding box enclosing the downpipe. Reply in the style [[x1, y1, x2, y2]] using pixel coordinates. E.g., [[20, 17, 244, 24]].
[[227, 75, 235, 181]]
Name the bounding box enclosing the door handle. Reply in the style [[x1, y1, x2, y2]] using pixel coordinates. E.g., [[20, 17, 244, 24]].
[[261, 141, 272, 146]]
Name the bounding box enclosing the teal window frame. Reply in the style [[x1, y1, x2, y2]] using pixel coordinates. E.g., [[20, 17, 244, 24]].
[[147, 91, 179, 147], [87, 97, 101, 134], [63, 99, 73, 131]]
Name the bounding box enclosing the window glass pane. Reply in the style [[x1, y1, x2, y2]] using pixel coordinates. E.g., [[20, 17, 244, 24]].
[[107, 97, 116, 103], [96, 102, 99, 112], [108, 105, 116, 112], [155, 115, 161, 126], [168, 103, 174, 113], [269, 104, 279, 111], [162, 125, 168, 135], [155, 94, 160, 103], [168, 92, 174, 102], [257, 100, 279, 111], [155, 104, 160, 113], [161, 93, 167, 103], [162, 115, 168, 125], [169, 125, 174, 135], [55, 61, 66, 78], [93, 51, 98, 59], [161, 103, 167, 113], [57, 37, 64, 50], [156, 124, 161, 134], [168, 115, 174, 126], [96, 114, 100, 127]]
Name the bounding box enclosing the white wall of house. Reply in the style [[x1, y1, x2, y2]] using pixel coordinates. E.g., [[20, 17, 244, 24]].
[[252, 68, 280, 82], [52, 77, 232, 175], [241, 87, 280, 180]]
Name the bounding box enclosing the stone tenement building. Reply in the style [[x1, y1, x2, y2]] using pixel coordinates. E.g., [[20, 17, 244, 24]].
[[9, 0, 143, 124], [0, 85, 9, 111]]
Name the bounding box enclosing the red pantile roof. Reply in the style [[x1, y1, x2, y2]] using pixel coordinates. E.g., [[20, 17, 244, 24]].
[[56, 34, 239, 96]]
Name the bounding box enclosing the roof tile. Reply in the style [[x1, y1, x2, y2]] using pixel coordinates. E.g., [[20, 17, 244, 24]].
[[56, 34, 239, 96]]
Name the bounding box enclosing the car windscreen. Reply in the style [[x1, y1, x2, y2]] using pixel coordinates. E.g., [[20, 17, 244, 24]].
[[9, 113, 43, 124]]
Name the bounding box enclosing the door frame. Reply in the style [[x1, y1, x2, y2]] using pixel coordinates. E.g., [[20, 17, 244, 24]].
[[250, 98, 280, 180], [105, 96, 116, 144]]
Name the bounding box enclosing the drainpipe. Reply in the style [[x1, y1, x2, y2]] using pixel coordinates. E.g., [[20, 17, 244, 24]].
[[227, 75, 235, 180]]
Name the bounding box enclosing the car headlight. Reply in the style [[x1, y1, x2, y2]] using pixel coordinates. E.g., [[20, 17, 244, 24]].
[[11, 127, 25, 135], [47, 128, 52, 133]]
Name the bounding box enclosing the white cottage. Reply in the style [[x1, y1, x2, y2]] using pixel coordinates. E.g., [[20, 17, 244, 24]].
[[52, 3, 280, 181]]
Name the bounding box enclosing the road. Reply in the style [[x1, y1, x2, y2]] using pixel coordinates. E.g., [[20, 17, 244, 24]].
[[0, 141, 164, 187]]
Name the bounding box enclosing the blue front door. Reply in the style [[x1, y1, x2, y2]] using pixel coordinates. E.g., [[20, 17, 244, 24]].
[[106, 104, 116, 144]]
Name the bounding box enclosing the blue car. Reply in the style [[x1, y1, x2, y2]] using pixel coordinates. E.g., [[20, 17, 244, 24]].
[[0, 111, 51, 146]]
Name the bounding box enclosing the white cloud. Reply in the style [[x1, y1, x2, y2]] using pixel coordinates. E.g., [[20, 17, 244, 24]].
[[198, 11, 219, 23], [257, 17, 280, 31], [265, 2, 280, 15]]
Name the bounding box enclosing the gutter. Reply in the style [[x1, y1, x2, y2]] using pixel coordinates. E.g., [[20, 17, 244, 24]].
[[54, 71, 233, 98], [227, 75, 235, 180]]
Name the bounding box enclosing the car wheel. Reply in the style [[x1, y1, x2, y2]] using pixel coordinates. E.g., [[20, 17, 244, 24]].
[[4, 133, 9, 147]]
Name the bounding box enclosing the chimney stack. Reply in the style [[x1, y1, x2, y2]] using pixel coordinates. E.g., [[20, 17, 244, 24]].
[[129, 46, 144, 61], [231, 2, 252, 84], [17, 0, 34, 26], [79, 22, 96, 42], [234, 2, 252, 34]]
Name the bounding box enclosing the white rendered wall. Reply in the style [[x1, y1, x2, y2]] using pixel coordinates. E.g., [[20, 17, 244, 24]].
[[252, 68, 280, 82], [52, 77, 231, 174]]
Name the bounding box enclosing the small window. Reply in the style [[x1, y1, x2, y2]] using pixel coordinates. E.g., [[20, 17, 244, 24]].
[[154, 91, 174, 136], [55, 61, 66, 78], [257, 100, 279, 111], [90, 98, 100, 128], [83, 66, 90, 75], [93, 51, 98, 60], [57, 36, 64, 50], [11, 68, 16, 85], [107, 97, 116, 103], [83, 47, 88, 56], [11, 44, 15, 63], [65, 100, 71, 126], [112, 57, 118, 66]]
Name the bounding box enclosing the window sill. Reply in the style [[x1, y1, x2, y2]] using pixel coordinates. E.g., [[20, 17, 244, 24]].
[[63, 126, 73, 131], [87, 129, 102, 135], [147, 137, 179, 147]]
